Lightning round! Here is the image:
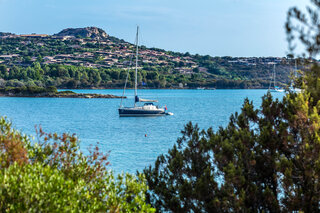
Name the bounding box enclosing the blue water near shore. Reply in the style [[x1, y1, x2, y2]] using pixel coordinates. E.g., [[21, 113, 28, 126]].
[[0, 89, 284, 173]]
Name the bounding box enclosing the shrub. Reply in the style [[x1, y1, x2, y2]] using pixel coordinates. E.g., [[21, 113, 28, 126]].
[[0, 117, 28, 168], [0, 118, 155, 212], [0, 162, 153, 212], [57, 90, 75, 95], [144, 89, 320, 212], [46, 86, 58, 93]]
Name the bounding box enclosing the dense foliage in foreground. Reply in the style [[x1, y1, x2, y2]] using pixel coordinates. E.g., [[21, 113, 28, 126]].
[[142, 1, 320, 211], [144, 87, 320, 212], [0, 118, 154, 212]]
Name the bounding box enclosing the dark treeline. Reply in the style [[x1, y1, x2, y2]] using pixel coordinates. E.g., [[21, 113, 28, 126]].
[[0, 85, 57, 94], [0, 63, 271, 89]]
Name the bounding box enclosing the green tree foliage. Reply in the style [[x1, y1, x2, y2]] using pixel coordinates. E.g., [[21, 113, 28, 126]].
[[144, 88, 320, 212], [0, 86, 58, 95], [0, 34, 294, 89], [286, 0, 320, 57], [0, 58, 277, 89], [0, 163, 153, 212], [143, 1, 320, 212], [143, 123, 223, 212], [0, 117, 155, 212]]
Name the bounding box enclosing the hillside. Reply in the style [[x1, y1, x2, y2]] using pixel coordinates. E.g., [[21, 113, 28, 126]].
[[54, 27, 108, 40], [0, 27, 300, 89]]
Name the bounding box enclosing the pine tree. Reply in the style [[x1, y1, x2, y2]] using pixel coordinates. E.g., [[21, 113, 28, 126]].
[[144, 1, 320, 211]]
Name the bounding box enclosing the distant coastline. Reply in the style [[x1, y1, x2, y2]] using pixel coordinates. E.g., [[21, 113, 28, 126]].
[[0, 86, 124, 98], [0, 27, 296, 91], [0, 93, 124, 99], [57, 86, 269, 90], [0, 86, 273, 100]]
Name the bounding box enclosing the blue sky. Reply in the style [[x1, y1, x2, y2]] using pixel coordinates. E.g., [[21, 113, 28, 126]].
[[0, 0, 310, 57]]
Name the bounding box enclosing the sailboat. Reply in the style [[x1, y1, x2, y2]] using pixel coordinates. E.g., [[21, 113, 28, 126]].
[[118, 26, 173, 117], [289, 60, 302, 93], [269, 64, 284, 92]]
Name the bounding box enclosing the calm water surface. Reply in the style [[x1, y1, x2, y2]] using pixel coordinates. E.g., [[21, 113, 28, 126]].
[[0, 89, 284, 173]]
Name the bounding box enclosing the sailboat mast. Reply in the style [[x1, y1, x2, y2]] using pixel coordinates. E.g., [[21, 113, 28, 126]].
[[134, 26, 139, 107], [273, 64, 276, 89]]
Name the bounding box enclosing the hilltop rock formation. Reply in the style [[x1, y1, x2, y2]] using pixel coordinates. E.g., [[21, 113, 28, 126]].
[[0, 32, 15, 37], [54, 27, 108, 40]]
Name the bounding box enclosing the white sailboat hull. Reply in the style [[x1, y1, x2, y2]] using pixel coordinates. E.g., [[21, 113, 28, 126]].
[[270, 89, 284, 92], [119, 107, 166, 117]]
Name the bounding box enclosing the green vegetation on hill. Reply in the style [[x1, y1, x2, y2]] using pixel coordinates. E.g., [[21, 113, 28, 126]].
[[0, 28, 299, 89], [0, 63, 274, 89]]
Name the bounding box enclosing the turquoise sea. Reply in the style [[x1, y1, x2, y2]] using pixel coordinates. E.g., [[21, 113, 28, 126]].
[[0, 89, 284, 173]]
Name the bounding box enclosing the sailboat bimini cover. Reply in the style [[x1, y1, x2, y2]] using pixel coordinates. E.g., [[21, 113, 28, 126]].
[[135, 96, 158, 103]]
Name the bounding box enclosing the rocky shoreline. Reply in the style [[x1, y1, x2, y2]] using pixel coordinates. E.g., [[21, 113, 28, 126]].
[[0, 86, 125, 99], [0, 92, 125, 99]]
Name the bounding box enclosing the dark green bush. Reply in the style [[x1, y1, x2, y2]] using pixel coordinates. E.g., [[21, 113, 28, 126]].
[[57, 90, 76, 95]]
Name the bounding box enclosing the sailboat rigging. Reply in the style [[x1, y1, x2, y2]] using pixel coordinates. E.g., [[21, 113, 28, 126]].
[[289, 60, 301, 93], [268, 64, 284, 92], [118, 26, 173, 117]]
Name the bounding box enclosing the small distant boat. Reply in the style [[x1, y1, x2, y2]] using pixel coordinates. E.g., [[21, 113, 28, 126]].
[[269, 64, 284, 92], [290, 87, 301, 93], [118, 26, 173, 117], [196, 87, 216, 90]]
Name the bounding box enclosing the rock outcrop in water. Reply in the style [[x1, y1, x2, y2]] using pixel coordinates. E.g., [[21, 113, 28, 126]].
[[0, 92, 124, 99], [54, 27, 108, 40], [0, 86, 124, 98]]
